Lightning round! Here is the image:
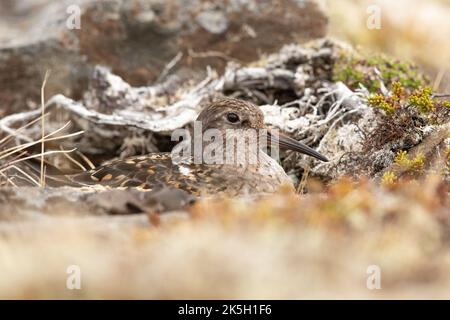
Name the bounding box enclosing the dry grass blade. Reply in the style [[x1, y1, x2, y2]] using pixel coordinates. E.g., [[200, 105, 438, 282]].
[[0, 112, 50, 146], [0, 121, 80, 160], [156, 51, 183, 83], [41, 70, 51, 187], [0, 171, 18, 187], [0, 132, 82, 169], [75, 150, 95, 170], [0, 115, 83, 187], [296, 165, 310, 194], [0, 148, 77, 172], [60, 146, 86, 171], [5, 165, 40, 187]]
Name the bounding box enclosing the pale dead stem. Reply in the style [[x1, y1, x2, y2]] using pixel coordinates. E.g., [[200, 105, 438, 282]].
[[6, 165, 40, 187], [40, 70, 50, 187], [296, 164, 310, 194], [0, 122, 81, 160], [0, 112, 50, 145], [0, 171, 17, 187], [433, 69, 446, 92], [188, 48, 243, 64], [0, 128, 83, 186], [156, 52, 183, 83], [60, 146, 86, 171], [75, 150, 95, 169], [0, 71, 84, 187], [1, 149, 76, 170], [432, 93, 450, 98]]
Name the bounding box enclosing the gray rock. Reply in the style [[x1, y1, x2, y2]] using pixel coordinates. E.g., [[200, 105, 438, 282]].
[[196, 10, 228, 34]]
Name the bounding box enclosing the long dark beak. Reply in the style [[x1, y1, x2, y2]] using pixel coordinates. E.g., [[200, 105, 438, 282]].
[[268, 130, 329, 162]]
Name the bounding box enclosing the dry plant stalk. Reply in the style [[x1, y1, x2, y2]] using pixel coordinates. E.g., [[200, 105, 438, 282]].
[[40, 70, 51, 187], [296, 164, 310, 194], [60, 146, 87, 171], [75, 150, 95, 169], [0, 119, 83, 187]]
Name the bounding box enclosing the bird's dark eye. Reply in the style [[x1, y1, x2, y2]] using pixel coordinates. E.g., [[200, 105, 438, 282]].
[[226, 112, 240, 123]]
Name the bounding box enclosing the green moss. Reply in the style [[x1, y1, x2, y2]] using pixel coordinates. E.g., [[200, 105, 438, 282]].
[[367, 81, 448, 116], [394, 150, 410, 167], [394, 150, 425, 171], [332, 55, 367, 89], [367, 81, 405, 115], [408, 87, 434, 114], [381, 171, 397, 186], [333, 51, 427, 93], [368, 93, 395, 114]]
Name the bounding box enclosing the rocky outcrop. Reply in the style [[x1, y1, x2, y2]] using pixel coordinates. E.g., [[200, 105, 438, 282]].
[[0, 0, 328, 116]]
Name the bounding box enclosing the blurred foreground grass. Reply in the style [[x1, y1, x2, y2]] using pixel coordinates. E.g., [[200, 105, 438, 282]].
[[0, 176, 448, 299]]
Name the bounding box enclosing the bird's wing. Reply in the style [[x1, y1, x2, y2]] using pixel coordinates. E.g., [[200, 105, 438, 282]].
[[64, 153, 224, 195]]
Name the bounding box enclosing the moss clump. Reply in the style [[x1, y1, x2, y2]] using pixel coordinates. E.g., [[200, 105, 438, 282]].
[[368, 82, 449, 117], [364, 82, 449, 157], [333, 51, 427, 93], [367, 55, 426, 90], [368, 82, 405, 114], [408, 87, 434, 114], [368, 93, 395, 114], [381, 171, 397, 186], [394, 150, 425, 171], [332, 55, 366, 88]]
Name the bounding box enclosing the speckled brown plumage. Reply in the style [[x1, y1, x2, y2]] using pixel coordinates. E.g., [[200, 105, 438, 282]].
[[62, 153, 281, 196]]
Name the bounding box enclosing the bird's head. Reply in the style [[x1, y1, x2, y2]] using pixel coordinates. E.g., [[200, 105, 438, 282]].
[[197, 98, 329, 162]]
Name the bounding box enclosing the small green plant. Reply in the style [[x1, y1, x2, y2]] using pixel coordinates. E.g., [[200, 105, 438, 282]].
[[333, 51, 427, 92], [381, 171, 397, 186], [394, 150, 409, 166], [368, 82, 448, 117], [368, 93, 394, 114], [367, 81, 404, 115], [391, 81, 405, 99], [394, 150, 425, 171], [408, 87, 434, 114]]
